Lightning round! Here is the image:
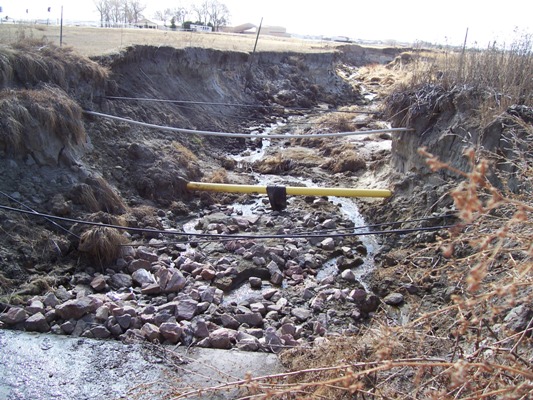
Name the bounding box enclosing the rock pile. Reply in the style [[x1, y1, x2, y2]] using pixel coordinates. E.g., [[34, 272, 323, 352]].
[[0, 200, 389, 352]]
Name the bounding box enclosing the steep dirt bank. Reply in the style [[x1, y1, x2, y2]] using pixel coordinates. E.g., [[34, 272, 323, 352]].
[[1, 38, 532, 399], [0, 41, 400, 329]]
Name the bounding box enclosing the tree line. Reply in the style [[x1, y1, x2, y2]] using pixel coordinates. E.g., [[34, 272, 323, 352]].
[[93, 0, 230, 31]]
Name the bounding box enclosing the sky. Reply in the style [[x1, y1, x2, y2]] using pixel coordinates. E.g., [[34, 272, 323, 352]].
[[1, 0, 531, 46]]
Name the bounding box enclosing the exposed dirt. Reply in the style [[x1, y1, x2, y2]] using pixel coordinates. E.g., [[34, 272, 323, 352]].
[[1, 38, 531, 398]]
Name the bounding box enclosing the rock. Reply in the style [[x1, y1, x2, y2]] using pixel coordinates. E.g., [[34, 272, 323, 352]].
[[109, 273, 133, 290], [42, 292, 60, 308], [234, 312, 264, 328], [159, 321, 183, 344], [262, 288, 278, 300], [337, 256, 365, 270], [24, 312, 50, 332], [95, 305, 110, 322], [504, 305, 533, 333], [60, 320, 76, 335], [310, 293, 326, 311], [383, 292, 404, 305], [175, 299, 198, 321], [199, 286, 217, 303], [116, 314, 132, 330], [132, 269, 156, 286], [320, 238, 335, 251], [291, 307, 311, 322], [137, 247, 159, 262], [236, 332, 260, 351], [250, 302, 267, 315], [361, 294, 380, 313], [55, 286, 72, 302], [159, 268, 186, 293], [266, 261, 283, 286], [90, 325, 111, 339], [263, 327, 283, 353], [90, 275, 107, 291], [109, 323, 123, 337], [200, 268, 216, 281], [55, 298, 95, 320], [209, 328, 238, 349], [349, 289, 367, 303], [26, 300, 45, 315], [403, 283, 419, 294], [141, 283, 161, 295], [141, 323, 161, 342], [280, 323, 296, 337], [192, 319, 210, 339], [340, 269, 356, 282], [249, 277, 262, 289], [128, 259, 152, 273], [220, 313, 240, 330]]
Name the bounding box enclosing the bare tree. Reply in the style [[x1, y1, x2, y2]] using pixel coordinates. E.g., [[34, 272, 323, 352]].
[[192, 0, 229, 29], [94, 0, 110, 27], [191, 1, 209, 25], [154, 8, 173, 25], [207, 0, 229, 31], [128, 0, 146, 23]]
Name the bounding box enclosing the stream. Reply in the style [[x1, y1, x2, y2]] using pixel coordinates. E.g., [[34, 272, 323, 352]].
[[184, 118, 381, 304]]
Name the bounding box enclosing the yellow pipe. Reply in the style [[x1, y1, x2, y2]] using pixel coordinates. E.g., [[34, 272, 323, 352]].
[[186, 182, 392, 198]]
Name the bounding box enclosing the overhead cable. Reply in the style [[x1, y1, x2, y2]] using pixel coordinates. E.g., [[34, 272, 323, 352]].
[[83, 110, 412, 139], [0, 204, 456, 240], [104, 96, 379, 114]]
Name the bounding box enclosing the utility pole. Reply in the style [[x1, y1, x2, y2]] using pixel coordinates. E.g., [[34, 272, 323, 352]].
[[60, 6, 63, 47]]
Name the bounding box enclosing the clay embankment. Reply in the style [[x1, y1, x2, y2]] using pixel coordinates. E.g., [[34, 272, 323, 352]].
[[0, 42, 407, 351]]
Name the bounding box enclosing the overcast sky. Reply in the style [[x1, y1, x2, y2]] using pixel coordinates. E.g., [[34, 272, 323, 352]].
[[2, 0, 531, 46]]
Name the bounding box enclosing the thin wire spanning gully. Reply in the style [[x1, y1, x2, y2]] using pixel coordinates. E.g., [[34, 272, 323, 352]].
[[0, 204, 457, 241]]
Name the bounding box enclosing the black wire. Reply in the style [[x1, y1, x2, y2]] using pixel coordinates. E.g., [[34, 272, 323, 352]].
[[0, 191, 80, 239], [0, 204, 457, 240]]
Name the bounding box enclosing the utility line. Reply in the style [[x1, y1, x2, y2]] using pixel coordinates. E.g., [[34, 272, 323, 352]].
[[104, 96, 379, 114], [83, 110, 412, 138], [0, 191, 80, 239], [0, 204, 456, 240]]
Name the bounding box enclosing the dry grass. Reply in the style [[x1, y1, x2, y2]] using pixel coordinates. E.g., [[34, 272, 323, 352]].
[[0, 38, 108, 89], [386, 33, 533, 127], [78, 226, 128, 265], [207, 168, 230, 184], [166, 145, 532, 399], [0, 86, 85, 158], [172, 140, 199, 169], [71, 176, 127, 214], [0, 24, 350, 58]]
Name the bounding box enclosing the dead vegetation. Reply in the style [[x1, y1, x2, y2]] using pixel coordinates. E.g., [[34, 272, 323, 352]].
[[78, 226, 128, 265], [70, 176, 127, 214], [0, 85, 85, 163], [162, 34, 533, 400]]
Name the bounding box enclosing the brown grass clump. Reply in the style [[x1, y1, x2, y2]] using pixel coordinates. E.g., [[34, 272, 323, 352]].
[[321, 149, 366, 173], [172, 141, 199, 168], [78, 226, 128, 265], [254, 153, 295, 174], [0, 85, 85, 163], [206, 168, 229, 184], [0, 38, 108, 91], [71, 176, 127, 214]]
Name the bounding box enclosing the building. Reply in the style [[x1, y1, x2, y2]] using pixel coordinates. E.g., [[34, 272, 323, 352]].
[[133, 19, 158, 29]]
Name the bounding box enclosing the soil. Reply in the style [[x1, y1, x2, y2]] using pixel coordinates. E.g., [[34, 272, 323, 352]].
[[1, 39, 531, 398]]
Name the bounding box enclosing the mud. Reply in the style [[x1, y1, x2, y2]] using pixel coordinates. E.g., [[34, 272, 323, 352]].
[[0, 329, 282, 399]]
